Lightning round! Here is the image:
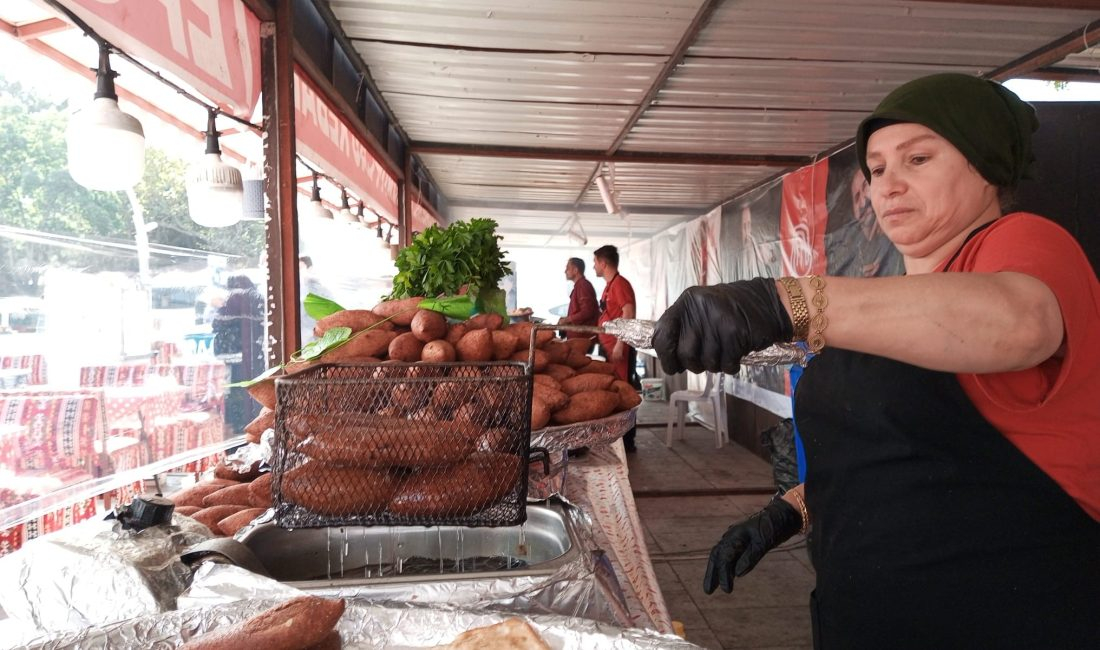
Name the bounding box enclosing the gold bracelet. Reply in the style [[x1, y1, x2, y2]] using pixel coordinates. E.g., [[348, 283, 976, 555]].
[[777, 277, 809, 341], [790, 490, 810, 535], [807, 275, 828, 353]]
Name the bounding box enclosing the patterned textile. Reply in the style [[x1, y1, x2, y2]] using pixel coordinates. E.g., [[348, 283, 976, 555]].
[[79, 362, 152, 388], [565, 442, 674, 633], [0, 497, 96, 557], [147, 411, 224, 462], [0, 355, 47, 385], [105, 480, 145, 511], [0, 396, 99, 472], [102, 385, 187, 425], [152, 360, 228, 405], [95, 435, 146, 474], [153, 341, 180, 365], [0, 423, 23, 470]]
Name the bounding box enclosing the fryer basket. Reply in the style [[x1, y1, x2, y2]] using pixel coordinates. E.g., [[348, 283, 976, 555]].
[[271, 361, 533, 528]]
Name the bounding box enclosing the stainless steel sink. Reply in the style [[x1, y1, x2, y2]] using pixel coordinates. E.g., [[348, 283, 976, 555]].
[[235, 499, 579, 590]]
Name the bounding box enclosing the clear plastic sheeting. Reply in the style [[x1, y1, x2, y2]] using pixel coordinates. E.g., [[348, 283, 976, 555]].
[[23, 597, 706, 650], [0, 514, 212, 638]]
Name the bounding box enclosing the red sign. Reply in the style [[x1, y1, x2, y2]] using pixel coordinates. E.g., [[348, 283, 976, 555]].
[[59, 0, 261, 117], [779, 158, 829, 277], [295, 68, 399, 221]]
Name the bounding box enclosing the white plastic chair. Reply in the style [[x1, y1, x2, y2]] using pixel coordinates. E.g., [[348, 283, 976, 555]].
[[665, 372, 728, 449]]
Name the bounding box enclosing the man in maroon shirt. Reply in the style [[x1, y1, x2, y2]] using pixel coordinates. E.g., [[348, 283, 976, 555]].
[[559, 257, 598, 350]]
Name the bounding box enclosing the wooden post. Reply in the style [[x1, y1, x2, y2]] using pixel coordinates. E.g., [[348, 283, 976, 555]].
[[260, 0, 300, 364]]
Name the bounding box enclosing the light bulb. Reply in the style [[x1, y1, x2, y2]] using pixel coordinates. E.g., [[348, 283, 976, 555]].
[[309, 174, 332, 219], [186, 110, 242, 228], [336, 189, 357, 224], [67, 44, 144, 191]]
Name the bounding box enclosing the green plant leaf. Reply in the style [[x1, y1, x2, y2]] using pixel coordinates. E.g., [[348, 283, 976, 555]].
[[419, 295, 475, 319], [297, 326, 352, 361], [303, 293, 345, 320], [227, 364, 283, 388]]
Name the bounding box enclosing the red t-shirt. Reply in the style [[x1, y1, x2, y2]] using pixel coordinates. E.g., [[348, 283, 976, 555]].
[[942, 213, 1100, 520], [597, 273, 636, 381], [597, 273, 636, 325]]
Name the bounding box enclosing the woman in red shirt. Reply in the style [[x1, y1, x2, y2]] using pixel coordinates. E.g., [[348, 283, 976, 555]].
[[652, 73, 1099, 648]]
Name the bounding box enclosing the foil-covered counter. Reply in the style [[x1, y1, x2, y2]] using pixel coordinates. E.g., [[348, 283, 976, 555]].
[[0, 514, 212, 643], [23, 594, 707, 649]]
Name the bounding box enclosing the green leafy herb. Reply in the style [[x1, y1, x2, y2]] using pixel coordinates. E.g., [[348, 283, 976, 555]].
[[388, 218, 510, 300], [418, 295, 475, 320], [304, 293, 345, 320]]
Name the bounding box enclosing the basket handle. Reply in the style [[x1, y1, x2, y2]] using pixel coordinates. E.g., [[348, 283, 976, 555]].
[[528, 445, 552, 475]]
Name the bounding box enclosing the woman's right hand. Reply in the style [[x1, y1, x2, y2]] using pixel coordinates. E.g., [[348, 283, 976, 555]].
[[652, 278, 794, 375], [703, 497, 802, 594]]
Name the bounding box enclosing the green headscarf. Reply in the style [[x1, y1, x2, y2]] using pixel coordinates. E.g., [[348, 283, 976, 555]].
[[856, 73, 1038, 188]]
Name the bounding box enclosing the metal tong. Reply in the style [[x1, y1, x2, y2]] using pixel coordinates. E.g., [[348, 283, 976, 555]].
[[534, 319, 808, 367]]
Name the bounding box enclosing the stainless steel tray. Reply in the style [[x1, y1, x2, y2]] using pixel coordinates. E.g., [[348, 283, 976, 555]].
[[234, 501, 580, 590]]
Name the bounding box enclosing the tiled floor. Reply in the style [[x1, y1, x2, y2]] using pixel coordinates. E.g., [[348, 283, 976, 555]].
[[629, 401, 814, 650]]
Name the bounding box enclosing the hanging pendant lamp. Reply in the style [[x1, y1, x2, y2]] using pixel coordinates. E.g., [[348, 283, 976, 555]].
[[186, 108, 243, 227], [66, 42, 145, 191], [309, 173, 333, 219], [336, 187, 358, 224]]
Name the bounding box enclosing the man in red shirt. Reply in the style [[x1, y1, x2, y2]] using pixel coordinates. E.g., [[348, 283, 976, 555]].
[[594, 245, 638, 452], [558, 257, 598, 350]]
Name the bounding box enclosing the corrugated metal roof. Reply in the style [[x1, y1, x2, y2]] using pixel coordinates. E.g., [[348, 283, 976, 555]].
[[323, 0, 1100, 248], [329, 0, 701, 53]]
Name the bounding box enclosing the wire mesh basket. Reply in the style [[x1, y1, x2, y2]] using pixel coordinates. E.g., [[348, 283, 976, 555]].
[[271, 361, 533, 528]]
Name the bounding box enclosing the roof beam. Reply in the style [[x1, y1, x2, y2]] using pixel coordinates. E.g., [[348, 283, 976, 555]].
[[12, 17, 71, 40], [412, 142, 810, 168], [572, 0, 723, 207], [449, 199, 703, 217], [987, 20, 1100, 80], [1016, 67, 1100, 83], [605, 0, 722, 155], [910, 0, 1100, 9], [494, 226, 679, 239]]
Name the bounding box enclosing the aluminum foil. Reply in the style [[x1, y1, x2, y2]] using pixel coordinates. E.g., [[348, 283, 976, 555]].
[[528, 448, 568, 500], [741, 341, 808, 367], [221, 441, 267, 475], [175, 497, 629, 629], [598, 318, 656, 351], [0, 514, 212, 639], [23, 597, 706, 650], [600, 318, 807, 367], [532, 408, 637, 455]]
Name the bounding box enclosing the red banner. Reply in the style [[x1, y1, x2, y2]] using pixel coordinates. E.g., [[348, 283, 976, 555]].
[[59, 0, 261, 117], [294, 68, 400, 221], [779, 158, 829, 277]]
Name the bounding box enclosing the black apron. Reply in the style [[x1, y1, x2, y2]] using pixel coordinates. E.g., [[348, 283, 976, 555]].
[[795, 348, 1100, 649]]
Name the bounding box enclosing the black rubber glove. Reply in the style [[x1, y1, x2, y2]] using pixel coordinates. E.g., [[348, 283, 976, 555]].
[[652, 278, 794, 375], [703, 498, 801, 595]]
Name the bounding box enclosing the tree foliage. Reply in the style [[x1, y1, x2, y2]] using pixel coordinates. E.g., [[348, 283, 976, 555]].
[[0, 74, 265, 297]]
